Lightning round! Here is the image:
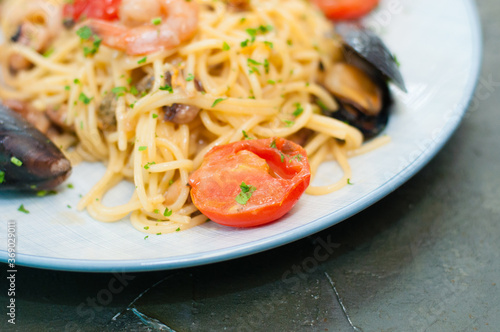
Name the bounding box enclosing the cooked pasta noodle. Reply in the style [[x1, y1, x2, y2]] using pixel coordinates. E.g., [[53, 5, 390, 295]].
[[0, 0, 387, 233]]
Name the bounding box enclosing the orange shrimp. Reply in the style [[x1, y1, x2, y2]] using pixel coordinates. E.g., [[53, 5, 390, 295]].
[[86, 0, 199, 55]]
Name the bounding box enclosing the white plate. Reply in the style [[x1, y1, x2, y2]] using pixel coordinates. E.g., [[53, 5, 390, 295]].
[[0, 0, 481, 272]]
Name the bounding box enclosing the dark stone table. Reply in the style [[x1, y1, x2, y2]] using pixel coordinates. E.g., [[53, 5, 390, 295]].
[[1, 0, 498, 331]]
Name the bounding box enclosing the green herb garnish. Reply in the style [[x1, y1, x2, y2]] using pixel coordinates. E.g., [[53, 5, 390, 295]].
[[211, 98, 226, 107], [235, 182, 256, 205], [10, 157, 22, 167], [18, 204, 29, 214]]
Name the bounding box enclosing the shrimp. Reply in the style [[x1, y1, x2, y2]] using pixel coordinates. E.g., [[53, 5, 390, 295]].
[[86, 0, 199, 55]]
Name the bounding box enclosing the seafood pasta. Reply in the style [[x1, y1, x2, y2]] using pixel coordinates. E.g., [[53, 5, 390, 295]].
[[0, 0, 393, 233]]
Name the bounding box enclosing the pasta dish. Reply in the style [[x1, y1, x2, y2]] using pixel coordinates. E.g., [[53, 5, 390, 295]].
[[0, 0, 396, 234]]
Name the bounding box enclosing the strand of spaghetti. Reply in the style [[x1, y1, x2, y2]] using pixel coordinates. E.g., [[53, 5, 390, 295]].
[[280, 82, 338, 110], [134, 116, 154, 212], [129, 92, 281, 119], [154, 137, 192, 211], [147, 160, 194, 173], [142, 210, 191, 224], [66, 66, 86, 125], [229, 114, 265, 142], [308, 142, 329, 181], [199, 110, 232, 135], [306, 114, 364, 148], [121, 48, 178, 70], [177, 204, 199, 216], [130, 211, 207, 234], [179, 39, 226, 55], [50, 35, 80, 62], [236, 54, 262, 99], [307, 141, 353, 195], [10, 44, 74, 74], [304, 133, 331, 156], [252, 103, 313, 138], [348, 135, 391, 157], [77, 144, 126, 210], [87, 194, 164, 222], [193, 130, 234, 169], [184, 53, 197, 95], [177, 124, 190, 159]]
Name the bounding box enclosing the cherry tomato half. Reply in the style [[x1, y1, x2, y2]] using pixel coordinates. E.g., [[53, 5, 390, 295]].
[[63, 0, 121, 22], [313, 0, 380, 20], [189, 138, 311, 227]]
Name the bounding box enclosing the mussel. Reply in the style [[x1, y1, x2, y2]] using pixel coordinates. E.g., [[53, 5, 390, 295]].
[[0, 103, 72, 191], [322, 23, 406, 139]]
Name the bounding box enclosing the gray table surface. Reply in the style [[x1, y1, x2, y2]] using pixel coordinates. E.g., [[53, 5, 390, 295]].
[[1, 0, 499, 331]]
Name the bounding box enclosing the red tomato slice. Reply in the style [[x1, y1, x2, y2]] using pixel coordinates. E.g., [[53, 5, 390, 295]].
[[313, 0, 380, 20], [189, 138, 311, 227], [63, 0, 122, 22]]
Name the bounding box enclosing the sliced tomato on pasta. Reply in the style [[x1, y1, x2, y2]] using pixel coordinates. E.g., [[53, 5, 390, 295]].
[[63, 0, 121, 22], [189, 138, 311, 227], [313, 0, 380, 20]]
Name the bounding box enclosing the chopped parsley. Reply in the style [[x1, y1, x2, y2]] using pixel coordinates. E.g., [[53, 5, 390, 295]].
[[211, 98, 226, 108], [235, 182, 256, 205], [138, 146, 147, 151], [0, 171, 5, 184], [144, 236, 149, 240], [79, 92, 93, 104], [111, 86, 128, 97], [36, 190, 56, 197], [151, 17, 162, 25], [144, 226, 150, 230], [67, 183, 74, 189], [152, 113, 158, 119], [83, 37, 101, 57], [10, 157, 22, 167], [64, 85, 70, 91], [43, 47, 55, 58], [283, 119, 294, 127], [222, 41, 230, 51], [267, 79, 276, 85], [316, 99, 328, 111], [280, 152, 285, 162], [292, 154, 303, 162], [264, 41, 274, 49], [247, 58, 262, 66], [159, 84, 173, 93], [163, 208, 172, 217], [242, 130, 252, 140], [76, 26, 93, 40], [393, 53, 401, 67], [270, 139, 277, 148], [264, 59, 269, 73], [18, 204, 29, 214], [347, 178, 354, 185], [240, 39, 250, 48], [144, 161, 156, 169], [185, 73, 194, 81], [175, 227, 181, 232], [130, 86, 138, 95], [138, 57, 147, 64], [293, 103, 304, 117]]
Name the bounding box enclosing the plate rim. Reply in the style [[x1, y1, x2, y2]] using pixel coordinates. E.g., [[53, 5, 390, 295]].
[[0, 0, 483, 272]]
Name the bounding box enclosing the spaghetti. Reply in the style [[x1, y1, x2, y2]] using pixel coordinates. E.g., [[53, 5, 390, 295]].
[[0, 0, 386, 234]]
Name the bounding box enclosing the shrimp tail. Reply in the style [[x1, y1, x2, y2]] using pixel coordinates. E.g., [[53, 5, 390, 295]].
[[0, 104, 72, 191]]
